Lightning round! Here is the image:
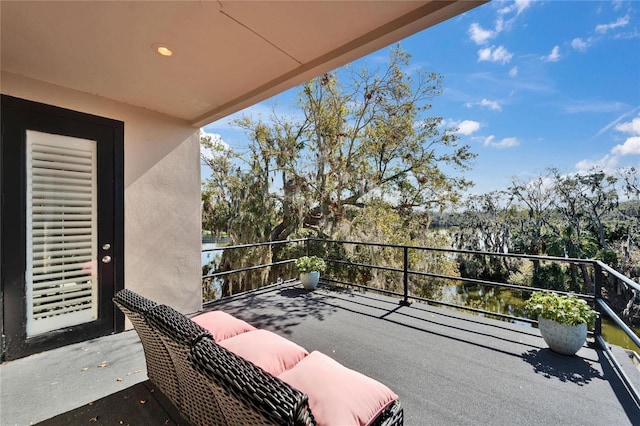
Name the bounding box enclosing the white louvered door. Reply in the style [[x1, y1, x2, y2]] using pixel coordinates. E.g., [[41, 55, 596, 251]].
[[25, 130, 98, 336]]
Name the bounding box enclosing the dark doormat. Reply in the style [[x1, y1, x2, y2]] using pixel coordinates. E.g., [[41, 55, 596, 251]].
[[35, 381, 190, 425]]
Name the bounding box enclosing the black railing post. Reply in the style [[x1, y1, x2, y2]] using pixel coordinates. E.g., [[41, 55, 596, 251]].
[[400, 246, 411, 306], [305, 238, 310, 257], [594, 262, 603, 343]]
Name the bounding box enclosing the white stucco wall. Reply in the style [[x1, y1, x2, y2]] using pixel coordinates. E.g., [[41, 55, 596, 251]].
[[2, 71, 203, 315]]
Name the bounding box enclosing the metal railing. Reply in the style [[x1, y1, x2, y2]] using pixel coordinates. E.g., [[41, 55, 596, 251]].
[[202, 237, 640, 404]]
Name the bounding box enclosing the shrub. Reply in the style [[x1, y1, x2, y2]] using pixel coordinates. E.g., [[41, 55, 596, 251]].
[[525, 291, 596, 326], [295, 256, 326, 273]]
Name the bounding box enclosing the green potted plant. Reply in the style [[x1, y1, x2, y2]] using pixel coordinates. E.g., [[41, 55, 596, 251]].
[[525, 291, 597, 355], [295, 256, 326, 291]]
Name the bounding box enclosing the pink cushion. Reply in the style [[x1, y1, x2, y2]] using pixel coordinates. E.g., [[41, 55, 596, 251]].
[[278, 351, 398, 426], [191, 310, 256, 341], [218, 330, 309, 376]]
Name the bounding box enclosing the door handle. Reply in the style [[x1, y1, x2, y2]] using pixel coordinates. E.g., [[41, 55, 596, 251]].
[[101, 255, 112, 264]]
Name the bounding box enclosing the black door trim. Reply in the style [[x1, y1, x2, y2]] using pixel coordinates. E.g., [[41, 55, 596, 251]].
[[1, 95, 125, 361]]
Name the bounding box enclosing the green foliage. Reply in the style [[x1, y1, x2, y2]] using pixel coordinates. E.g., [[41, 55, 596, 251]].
[[295, 256, 326, 273], [201, 44, 475, 247], [525, 291, 596, 326], [531, 262, 563, 289], [200, 44, 477, 296], [452, 167, 639, 298]]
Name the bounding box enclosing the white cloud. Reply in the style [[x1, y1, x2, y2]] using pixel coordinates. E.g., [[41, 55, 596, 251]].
[[542, 45, 561, 62], [457, 120, 482, 136], [478, 45, 513, 64], [200, 130, 230, 159], [498, 0, 531, 16], [571, 38, 590, 52], [468, 23, 496, 45], [483, 135, 495, 146], [576, 155, 619, 172], [596, 15, 630, 34], [469, 1, 532, 47], [478, 47, 492, 61], [492, 46, 514, 64], [469, 4, 530, 46], [494, 137, 519, 148], [611, 116, 640, 156], [612, 137, 640, 156], [480, 98, 502, 111], [200, 130, 228, 147], [615, 116, 640, 134], [509, 66, 518, 77], [465, 99, 502, 111], [483, 135, 519, 148], [564, 100, 624, 114], [577, 114, 640, 172]]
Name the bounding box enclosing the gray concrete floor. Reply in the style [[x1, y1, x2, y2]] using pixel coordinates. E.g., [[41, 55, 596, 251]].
[[0, 330, 187, 425], [2, 282, 639, 425]]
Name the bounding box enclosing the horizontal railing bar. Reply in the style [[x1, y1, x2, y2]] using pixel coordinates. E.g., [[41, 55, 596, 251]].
[[324, 275, 537, 324], [327, 258, 403, 275], [410, 270, 595, 301], [326, 258, 593, 300], [309, 238, 595, 265], [202, 238, 307, 253], [597, 299, 640, 349], [598, 261, 640, 293], [204, 259, 296, 278]]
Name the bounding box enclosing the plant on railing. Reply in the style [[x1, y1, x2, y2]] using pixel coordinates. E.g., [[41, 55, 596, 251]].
[[295, 256, 326, 273], [525, 291, 596, 326]]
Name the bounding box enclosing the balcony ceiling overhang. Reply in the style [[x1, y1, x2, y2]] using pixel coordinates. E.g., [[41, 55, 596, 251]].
[[1, 1, 485, 127]]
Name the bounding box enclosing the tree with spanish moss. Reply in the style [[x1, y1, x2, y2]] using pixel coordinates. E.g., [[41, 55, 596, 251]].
[[202, 45, 475, 244], [201, 45, 475, 296]]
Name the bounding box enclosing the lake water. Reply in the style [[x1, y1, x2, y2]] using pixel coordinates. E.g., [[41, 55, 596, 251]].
[[202, 242, 223, 268]]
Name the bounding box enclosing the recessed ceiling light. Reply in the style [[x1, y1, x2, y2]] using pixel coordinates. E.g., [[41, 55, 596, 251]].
[[153, 44, 173, 57]]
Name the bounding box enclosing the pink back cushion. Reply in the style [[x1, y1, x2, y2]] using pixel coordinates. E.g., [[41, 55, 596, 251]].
[[191, 310, 256, 342], [218, 329, 309, 376], [278, 351, 398, 426]]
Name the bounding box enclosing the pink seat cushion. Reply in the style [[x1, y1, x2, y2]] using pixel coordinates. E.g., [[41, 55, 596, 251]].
[[278, 351, 398, 426], [218, 330, 309, 376], [191, 310, 256, 342]]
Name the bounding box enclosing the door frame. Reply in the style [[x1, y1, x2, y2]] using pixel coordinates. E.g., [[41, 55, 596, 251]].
[[1, 95, 125, 361]]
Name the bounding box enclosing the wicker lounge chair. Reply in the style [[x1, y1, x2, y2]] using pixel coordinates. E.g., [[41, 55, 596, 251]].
[[114, 289, 403, 426], [148, 303, 314, 425]]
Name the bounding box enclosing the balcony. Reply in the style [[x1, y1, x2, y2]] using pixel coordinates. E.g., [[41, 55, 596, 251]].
[[2, 239, 640, 425]]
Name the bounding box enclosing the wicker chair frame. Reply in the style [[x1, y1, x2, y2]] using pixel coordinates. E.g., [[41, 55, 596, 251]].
[[371, 400, 404, 426], [112, 289, 179, 404], [146, 304, 228, 426]]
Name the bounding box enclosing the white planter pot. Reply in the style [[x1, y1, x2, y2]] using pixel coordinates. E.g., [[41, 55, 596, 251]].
[[538, 317, 588, 356], [300, 271, 320, 291]]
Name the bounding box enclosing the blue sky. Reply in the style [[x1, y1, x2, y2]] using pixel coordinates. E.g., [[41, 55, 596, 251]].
[[203, 0, 640, 195]]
